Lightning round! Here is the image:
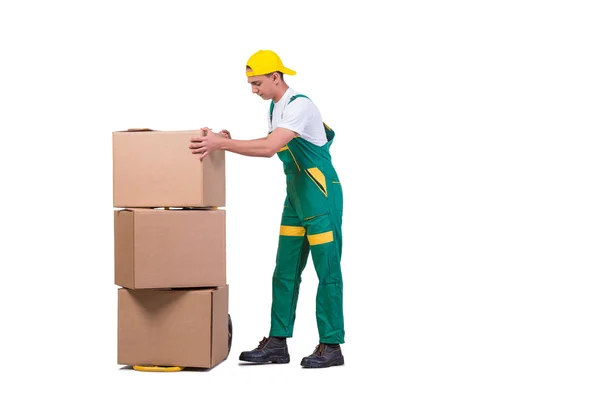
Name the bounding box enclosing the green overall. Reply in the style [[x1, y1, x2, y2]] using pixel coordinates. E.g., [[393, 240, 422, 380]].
[[268, 94, 345, 344]]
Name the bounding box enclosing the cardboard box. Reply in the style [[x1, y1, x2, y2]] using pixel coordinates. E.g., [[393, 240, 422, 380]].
[[118, 286, 229, 369], [112, 129, 225, 208], [114, 208, 226, 289]]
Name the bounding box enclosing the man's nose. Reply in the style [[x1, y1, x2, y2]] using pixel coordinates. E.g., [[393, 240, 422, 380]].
[[252, 87, 258, 93]]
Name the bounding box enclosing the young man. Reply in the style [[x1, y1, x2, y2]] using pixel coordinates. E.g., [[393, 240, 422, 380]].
[[189, 50, 344, 368]]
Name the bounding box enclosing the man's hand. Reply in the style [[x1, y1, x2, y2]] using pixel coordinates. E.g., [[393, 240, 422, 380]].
[[189, 127, 228, 161], [189, 126, 293, 159], [219, 129, 232, 139]]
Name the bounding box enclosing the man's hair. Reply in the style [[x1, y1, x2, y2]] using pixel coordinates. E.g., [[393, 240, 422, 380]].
[[246, 66, 285, 82]]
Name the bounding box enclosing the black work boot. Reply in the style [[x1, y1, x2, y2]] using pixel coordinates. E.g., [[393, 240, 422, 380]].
[[300, 343, 344, 368], [239, 336, 290, 364]]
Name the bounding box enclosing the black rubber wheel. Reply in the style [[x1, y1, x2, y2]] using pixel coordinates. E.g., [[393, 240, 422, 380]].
[[227, 314, 232, 356]]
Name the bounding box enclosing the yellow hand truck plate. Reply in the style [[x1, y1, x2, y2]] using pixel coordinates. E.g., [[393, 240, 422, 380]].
[[133, 365, 184, 372]]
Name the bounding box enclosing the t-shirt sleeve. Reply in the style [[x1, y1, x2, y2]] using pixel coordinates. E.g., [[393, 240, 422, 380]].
[[275, 99, 314, 136]]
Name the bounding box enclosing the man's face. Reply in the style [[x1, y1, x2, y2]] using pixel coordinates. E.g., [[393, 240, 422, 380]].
[[247, 72, 277, 100]]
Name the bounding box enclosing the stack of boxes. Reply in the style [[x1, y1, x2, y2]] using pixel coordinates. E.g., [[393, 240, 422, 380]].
[[112, 128, 230, 370]]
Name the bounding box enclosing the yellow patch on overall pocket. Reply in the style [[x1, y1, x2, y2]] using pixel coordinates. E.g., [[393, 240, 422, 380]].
[[305, 167, 327, 197]]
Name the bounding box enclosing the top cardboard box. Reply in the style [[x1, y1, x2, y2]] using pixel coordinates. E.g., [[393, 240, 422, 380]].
[[113, 129, 225, 208]]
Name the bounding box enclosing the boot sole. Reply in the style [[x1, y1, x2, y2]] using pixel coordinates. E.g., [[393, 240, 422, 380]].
[[301, 357, 345, 368], [239, 355, 290, 364]]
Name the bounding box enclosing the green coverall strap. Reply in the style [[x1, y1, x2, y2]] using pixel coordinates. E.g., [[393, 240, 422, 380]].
[[289, 94, 310, 102], [269, 94, 310, 125]]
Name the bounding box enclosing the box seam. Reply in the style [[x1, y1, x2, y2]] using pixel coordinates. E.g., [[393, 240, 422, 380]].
[[210, 290, 215, 367]]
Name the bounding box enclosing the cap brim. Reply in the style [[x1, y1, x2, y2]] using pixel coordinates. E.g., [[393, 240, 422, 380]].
[[280, 67, 296, 75]]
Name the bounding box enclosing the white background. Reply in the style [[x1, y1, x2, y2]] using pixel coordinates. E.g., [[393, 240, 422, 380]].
[[1, 0, 599, 399]]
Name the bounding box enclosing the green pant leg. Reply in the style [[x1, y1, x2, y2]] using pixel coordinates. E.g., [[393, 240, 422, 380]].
[[269, 197, 311, 337], [305, 209, 345, 344]]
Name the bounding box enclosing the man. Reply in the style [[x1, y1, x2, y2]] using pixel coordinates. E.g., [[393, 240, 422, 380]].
[[189, 50, 344, 368]]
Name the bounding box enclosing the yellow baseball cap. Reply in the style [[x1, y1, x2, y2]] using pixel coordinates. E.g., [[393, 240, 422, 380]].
[[246, 50, 296, 77]]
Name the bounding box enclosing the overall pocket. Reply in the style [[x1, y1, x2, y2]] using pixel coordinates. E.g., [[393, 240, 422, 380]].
[[331, 180, 343, 215]]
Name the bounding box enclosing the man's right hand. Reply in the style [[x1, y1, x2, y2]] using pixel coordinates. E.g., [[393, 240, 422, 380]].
[[218, 129, 232, 139], [199, 127, 231, 139]]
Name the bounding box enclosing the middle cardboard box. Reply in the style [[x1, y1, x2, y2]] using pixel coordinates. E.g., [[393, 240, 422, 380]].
[[114, 207, 226, 289]]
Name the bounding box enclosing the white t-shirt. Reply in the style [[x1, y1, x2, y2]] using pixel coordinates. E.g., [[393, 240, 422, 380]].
[[268, 88, 327, 147]]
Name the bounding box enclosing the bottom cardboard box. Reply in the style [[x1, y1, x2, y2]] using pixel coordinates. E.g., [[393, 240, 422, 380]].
[[118, 285, 229, 369]]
